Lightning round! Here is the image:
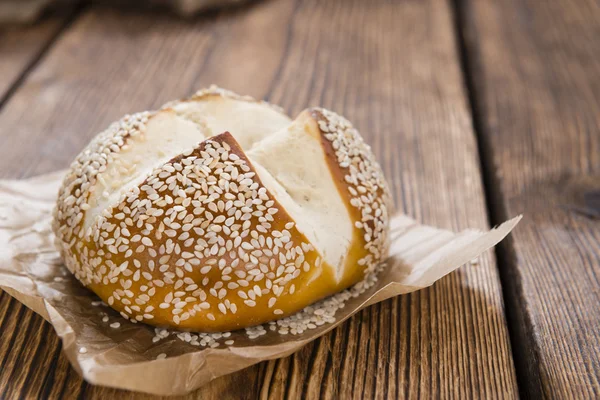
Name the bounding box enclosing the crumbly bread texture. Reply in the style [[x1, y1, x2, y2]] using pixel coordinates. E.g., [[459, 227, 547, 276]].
[[52, 87, 391, 332]]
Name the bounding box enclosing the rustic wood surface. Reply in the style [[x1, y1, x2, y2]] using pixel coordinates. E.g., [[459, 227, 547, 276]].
[[0, 11, 72, 105], [12, 0, 600, 397], [459, 0, 600, 398]]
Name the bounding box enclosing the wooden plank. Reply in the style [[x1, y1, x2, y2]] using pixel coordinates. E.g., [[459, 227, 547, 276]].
[[0, 0, 518, 398], [0, 12, 73, 107], [459, 0, 600, 398]]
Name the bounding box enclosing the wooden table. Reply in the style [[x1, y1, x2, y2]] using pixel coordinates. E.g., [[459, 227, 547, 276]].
[[0, 0, 598, 398]]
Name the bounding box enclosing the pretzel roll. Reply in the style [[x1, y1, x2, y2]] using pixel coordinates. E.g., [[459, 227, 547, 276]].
[[52, 87, 391, 332]]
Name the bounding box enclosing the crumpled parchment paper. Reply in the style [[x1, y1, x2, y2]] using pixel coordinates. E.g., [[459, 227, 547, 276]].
[[0, 170, 521, 396]]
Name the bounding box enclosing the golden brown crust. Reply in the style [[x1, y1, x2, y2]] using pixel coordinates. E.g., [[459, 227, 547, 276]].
[[53, 88, 391, 332], [309, 108, 392, 287], [58, 131, 337, 331]]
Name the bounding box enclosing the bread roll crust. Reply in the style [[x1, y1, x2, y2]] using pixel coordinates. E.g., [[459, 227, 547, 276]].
[[53, 87, 391, 332]]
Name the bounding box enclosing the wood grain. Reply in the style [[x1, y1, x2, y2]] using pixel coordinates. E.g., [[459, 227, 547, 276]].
[[0, 0, 518, 398], [0, 11, 74, 107], [459, 0, 600, 398]]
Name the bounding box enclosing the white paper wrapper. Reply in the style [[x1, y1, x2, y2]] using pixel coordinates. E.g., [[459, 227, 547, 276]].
[[0, 171, 521, 396]]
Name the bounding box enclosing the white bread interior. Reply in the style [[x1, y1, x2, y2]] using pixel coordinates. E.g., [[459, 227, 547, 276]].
[[171, 94, 292, 149], [246, 114, 352, 279]]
